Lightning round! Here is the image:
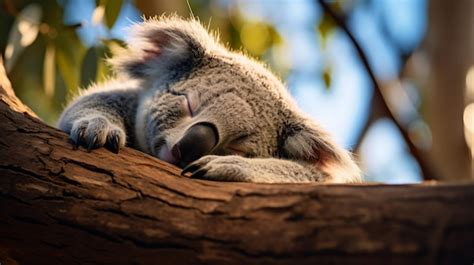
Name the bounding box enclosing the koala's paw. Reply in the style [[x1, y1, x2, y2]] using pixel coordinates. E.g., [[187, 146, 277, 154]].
[[181, 155, 254, 182], [69, 115, 126, 153]]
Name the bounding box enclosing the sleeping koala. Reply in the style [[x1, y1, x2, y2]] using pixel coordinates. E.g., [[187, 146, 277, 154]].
[[58, 16, 362, 183]]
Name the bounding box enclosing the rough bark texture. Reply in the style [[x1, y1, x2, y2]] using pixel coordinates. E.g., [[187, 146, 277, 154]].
[[0, 60, 473, 265]]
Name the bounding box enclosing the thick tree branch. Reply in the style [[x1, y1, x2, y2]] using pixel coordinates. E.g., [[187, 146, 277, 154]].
[[0, 58, 473, 264]]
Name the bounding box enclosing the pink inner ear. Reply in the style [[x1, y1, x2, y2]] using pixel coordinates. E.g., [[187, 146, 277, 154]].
[[142, 47, 161, 61], [312, 140, 339, 163], [141, 30, 171, 61], [310, 146, 320, 161], [312, 141, 343, 166]]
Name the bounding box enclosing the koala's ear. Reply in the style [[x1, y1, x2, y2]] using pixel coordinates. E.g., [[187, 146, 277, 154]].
[[280, 120, 361, 182], [280, 121, 339, 162], [109, 17, 220, 80]]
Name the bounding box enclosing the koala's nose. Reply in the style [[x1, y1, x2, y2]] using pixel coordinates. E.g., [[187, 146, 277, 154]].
[[172, 122, 218, 168]]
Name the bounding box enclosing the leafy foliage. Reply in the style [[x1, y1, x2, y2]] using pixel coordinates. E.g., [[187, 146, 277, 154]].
[[100, 0, 124, 29], [1, 0, 124, 124]]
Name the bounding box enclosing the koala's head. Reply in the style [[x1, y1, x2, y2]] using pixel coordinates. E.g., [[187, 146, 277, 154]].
[[110, 16, 353, 173]]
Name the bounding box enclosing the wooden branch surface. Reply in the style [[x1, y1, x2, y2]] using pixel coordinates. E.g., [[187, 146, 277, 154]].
[[0, 60, 473, 265]]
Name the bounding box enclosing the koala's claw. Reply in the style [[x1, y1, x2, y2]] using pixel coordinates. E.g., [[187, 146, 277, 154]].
[[86, 135, 98, 152], [190, 168, 208, 179], [181, 156, 215, 179], [181, 155, 251, 182], [181, 164, 208, 179], [86, 138, 94, 152], [72, 137, 81, 150], [181, 166, 207, 179], [181, 163, 209, 179], [69, 116, 126, 153], [181, 163, 200, 176], [71, 122, 87, 150], [107, 133, 121, 154]]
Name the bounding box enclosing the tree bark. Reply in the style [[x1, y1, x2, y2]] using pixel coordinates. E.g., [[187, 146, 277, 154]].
[[0, 60, 473, 265]]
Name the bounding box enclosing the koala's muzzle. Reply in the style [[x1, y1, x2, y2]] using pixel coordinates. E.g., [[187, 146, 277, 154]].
[[172, 122, 218, 167]]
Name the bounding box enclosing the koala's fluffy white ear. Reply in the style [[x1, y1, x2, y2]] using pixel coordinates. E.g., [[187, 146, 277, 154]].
[[109, 16, 220, 81], [281, 121, 337, 161], [281, 121, 361, 183]]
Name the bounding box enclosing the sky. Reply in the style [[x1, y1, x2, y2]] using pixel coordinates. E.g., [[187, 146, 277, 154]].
[[63, 0, 427, 183]]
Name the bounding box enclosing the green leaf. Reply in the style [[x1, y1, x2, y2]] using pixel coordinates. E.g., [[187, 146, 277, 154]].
[[104, 0, 124, 29], [56, 50, 77, 94], [96, 55, 111, 82], [93, 39, 127, 82], [4, 4, 43, 72], [80, 47, 99, 88], [240, 22, 273, 57], [55, 28, 86, 95], [102, 38, 127, 56], [322, 66, 332, 90], [317, 13, 336, 48], [43, 43, 56, 97]]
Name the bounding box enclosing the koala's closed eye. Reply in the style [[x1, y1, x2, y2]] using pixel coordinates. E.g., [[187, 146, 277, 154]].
[[169, 90, 200, 117]]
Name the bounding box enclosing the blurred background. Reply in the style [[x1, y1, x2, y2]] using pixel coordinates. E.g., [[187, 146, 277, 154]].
[[1, 0, 473, 183]]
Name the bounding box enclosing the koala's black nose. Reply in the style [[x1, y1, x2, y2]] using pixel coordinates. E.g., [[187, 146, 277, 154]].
[[172, 122, 218, 168]]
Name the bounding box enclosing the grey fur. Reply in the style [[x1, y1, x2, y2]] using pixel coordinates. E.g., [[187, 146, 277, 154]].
[[58, 16, 362, 183]]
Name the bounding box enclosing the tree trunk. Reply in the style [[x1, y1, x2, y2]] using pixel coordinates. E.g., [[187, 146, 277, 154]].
[[0, 60, 473, 265], [424, 0, 474, 180]]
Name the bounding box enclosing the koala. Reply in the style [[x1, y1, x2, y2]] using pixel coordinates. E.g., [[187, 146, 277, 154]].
[[58, 16, 362, 183]]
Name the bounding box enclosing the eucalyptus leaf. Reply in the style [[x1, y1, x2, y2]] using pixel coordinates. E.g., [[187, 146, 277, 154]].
[[4, 4, 43, 72], [104, 0, 124, 29], [43, 43, 55, 97], [323, 66, 332, 90], [55, 28, 86, 95], [80, 47, 98, 88], [95, 45, 112, 82], [317, 13, 336, 48], [102, 38, 127, 56]]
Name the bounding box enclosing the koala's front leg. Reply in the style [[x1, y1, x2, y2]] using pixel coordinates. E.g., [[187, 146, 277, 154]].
[[181, 155, 325, 183], [58, 82, 140, 153]]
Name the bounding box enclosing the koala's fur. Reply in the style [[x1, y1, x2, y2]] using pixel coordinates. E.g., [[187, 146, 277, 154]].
[[58, 16, 362, 183]]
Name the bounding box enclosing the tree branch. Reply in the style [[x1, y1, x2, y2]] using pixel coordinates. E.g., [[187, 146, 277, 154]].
[[0, 55, 473, 264], [317, 0, 437, 180]]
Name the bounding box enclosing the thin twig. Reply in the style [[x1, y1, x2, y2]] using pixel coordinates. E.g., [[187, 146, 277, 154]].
[[317, 0, 436, 180]]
